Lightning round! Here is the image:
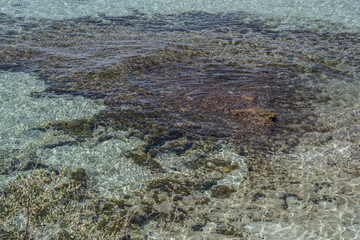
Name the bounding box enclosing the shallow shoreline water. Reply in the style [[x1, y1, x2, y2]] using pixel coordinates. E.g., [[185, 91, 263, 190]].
[[0, 7, 360, 239]]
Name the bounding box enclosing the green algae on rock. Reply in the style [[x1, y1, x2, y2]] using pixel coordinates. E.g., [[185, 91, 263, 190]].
[[91, 198, 131, 216], [45, 119, 98, 137], [232, 108, 277, 127], [56, 168, 89, 201], [216, 224, 244, 237], [147, 178, 192, 196], [0, 15, 318, 148], [125, 152, 165, 173], [185, 157, 240, 174], [70, 168, 88, 185], [211, 185, 236, 199], [2, 11, 358, 240], [0, 170, 88, 239], [50, 230, 73, 240], [0, 140, 248, 239]]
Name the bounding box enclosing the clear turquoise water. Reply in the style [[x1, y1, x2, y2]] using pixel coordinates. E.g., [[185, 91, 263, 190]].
[[0, 0, 359, 30], [1, 1, 360, 239]]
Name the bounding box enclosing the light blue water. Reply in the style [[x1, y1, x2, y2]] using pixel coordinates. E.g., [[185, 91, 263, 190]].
[[1, 0, 360, 239], [0, 0, 359, 29]]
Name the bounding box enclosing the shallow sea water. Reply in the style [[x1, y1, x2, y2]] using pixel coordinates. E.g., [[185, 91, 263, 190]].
[[0, 1, 360, 239]]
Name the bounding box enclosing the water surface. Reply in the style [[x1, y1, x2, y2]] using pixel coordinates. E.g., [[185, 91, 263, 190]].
[[1, 1, 360, 239]]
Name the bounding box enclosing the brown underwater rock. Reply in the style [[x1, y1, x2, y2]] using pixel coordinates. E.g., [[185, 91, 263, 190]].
[[231, 108, 277, 127], [211, 185, 236, 199], [187, 92, 277, 128]]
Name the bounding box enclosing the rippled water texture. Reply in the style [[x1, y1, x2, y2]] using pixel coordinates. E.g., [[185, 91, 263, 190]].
[[1, 10, 360, 239]]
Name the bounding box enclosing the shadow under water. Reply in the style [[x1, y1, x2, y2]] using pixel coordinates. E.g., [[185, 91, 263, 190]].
[[1, 11, 360, 239], [0, 12, 329, 148]]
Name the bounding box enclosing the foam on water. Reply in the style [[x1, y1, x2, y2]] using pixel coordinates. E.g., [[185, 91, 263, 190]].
[[0, 0, 359, 29]]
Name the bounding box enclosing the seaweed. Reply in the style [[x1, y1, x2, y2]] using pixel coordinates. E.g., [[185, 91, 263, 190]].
[[147, 178, 192, 196], [185, 157, 240, 174], [211, 185, 236, 199], [47, 119, 98, 137], [125, 152, 164, 173]]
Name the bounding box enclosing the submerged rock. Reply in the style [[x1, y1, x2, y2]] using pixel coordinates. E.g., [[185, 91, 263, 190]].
[[211, 185, 236, 198], [2, 13, 352, 239], [23, 160, 59, 174], [231, 108, 277, 127], [126, 152, 164, 173], [47, 119, 97, 137], [51, 230, 73, 240], [147, 178, 192, 195], [192, 92, 277, 128], [185, 157, 240, 174], [216, 224, 243, 237], [70, 168, 88, 185]]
